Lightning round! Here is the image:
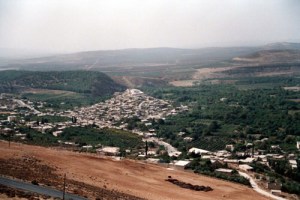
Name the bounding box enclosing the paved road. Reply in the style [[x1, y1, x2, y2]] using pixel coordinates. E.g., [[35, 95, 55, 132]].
[[13, 99, 41, 114], [146, 137, 181, 156], [238, 171, 286, 200], [0, 176, 87, 200]]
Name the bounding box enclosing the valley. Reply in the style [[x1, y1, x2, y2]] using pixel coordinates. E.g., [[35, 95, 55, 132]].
[[0, 43, 300, 200]]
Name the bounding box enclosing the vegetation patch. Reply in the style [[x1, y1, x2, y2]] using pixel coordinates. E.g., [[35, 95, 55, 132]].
[[185, 159, 250, 186], [143, 83, 300, 153], [165, 177, 213, 192], [60, 126, 143, 150], [0, 70, 126, 97]]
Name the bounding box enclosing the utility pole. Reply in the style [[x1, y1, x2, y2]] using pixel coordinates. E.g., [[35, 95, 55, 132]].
[[63, 173, 66, 200], [8, 132, 11, 148], [145, 141, 148, 157]]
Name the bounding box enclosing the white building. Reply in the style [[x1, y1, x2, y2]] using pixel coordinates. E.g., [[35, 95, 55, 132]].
[[225, 144, 234, 152], [169, 151, 182, 157], [52, 131, 63, 137], [289, 160, 298, 169], [128, 89, 144, 96], [215, 168, 233, 175], [173, 160, 191, 169], [82, 145, 93, 150], [240, 157, 256, 164], [188, 147, 210, 155], [7, 116, 17, 122], [97, 147, 120, 156], [183, 137, 193, 142], [239, 164, 253, 171]]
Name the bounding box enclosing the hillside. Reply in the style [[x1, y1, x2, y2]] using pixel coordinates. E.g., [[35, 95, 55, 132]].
[[0, 141, 269, 200], [2, 43, 299, 71], [2, 47, 259, 71], [232, 49, 300, 64], [262, 42, 300, 51], [0, 70, 126, 97], [1, 43, 300, 88], [176, 48, 300, 86]]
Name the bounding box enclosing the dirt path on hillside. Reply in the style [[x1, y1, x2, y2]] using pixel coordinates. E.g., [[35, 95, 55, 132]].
[[192, 67, 236, 80], [170, 67, 237, 87], [0, 141, 269, 200]]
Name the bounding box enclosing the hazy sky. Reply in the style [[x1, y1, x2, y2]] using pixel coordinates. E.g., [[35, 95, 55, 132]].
[[0, 0, 300, 53]]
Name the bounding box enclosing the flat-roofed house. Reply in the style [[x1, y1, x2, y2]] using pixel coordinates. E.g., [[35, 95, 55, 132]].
[[173, 160, 190, 170], [239, 164, 253, 171], [97, 147, 120, 156], [215, 168, 233, 175]]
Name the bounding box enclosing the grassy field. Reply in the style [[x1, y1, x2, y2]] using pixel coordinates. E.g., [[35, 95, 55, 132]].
[[21, 92, 102, 110]]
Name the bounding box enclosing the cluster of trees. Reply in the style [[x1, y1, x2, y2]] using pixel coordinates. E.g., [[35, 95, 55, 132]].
[[122, 116, 148, 131], [143, 83, 300, 153], [251, 160, 300, 195], [60, 126, 143, 150], [17, 126, 58, 146], [22, 92, 102, 110], [0, 70, 125, 97], [142, 81, 300, 194], [1, 124, 144, 151], [185, 158, 250, 186], [236, 76, 300, 86], [24, 115, 71, 123]]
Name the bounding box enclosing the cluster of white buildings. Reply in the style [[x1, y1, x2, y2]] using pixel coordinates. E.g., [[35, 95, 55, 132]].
[[0, 89, 190, 159], [68, 89, 188, 128], [165, 143, 299, 175]]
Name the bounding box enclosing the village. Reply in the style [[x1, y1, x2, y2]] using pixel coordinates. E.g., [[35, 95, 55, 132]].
[[0, 90, 299, 199], [68, 89, 188, 127], [0, 89, 189, 156]]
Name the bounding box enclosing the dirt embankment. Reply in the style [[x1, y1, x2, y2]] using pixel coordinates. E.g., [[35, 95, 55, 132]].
[[0, 141, 269, 200], [170, 67, 237, 87]]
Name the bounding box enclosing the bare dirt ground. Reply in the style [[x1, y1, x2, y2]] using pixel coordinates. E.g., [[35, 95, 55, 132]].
[[169, 80, 197, 87], [192, 67, 236, 80], [22, 88, 76, 95], [170, 67, 236, 87], [112, 76, 168, 88], [0, 194, 27, 200], [0, 141, 270, 200]]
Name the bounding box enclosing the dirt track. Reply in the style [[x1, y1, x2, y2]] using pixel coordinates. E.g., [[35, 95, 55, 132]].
[[170, 67, 236, 87], [0, 141, 270, 200]]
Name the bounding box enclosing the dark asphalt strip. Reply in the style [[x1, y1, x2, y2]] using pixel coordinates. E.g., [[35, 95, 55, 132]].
[[0, 176, 87, 200]]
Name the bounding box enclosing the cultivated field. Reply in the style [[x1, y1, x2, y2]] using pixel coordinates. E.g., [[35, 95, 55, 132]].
[[22, 88, 77, 95], [0, 141, 269, 200]]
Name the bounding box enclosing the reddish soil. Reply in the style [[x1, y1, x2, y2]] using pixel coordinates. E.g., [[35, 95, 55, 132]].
[[0, 141, 270, 200]]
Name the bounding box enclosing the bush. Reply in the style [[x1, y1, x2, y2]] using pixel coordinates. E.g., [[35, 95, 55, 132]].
[[282, 181, 300, 195], [31, 180, 39, 185]]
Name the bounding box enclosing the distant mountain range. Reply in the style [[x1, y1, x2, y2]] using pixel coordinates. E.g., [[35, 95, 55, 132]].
[[1, 42, 299, 71], [1, 42, 299, 88]]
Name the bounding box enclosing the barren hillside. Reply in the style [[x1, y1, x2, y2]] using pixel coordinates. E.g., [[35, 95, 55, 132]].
[[0, 141, 269, 200]]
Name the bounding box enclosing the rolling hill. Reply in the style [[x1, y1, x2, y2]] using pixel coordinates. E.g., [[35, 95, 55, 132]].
[[0, 70, 126, 97], [1, 47, 260, 71], [1, 42, 300, 88], [232, 49, 300, 64], [1, 42, 299, 72]]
